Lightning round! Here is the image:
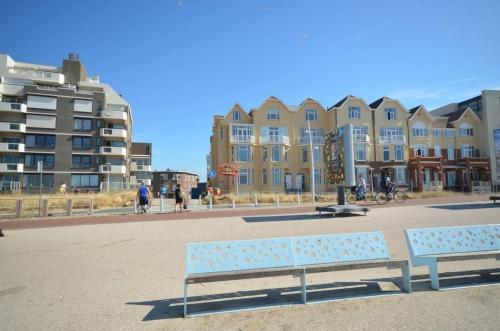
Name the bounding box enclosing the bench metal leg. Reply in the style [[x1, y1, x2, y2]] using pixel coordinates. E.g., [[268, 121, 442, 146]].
[[300, 271, 307, 304], [183, 280, 188, 317], [401, 263, 412, 293], [428, 262, 440, 290]]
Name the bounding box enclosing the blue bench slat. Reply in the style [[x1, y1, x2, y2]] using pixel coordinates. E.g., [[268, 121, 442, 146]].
[[406, 225, 499, 257], [491, 224, 500, 247], [290, 232, 389, 266]]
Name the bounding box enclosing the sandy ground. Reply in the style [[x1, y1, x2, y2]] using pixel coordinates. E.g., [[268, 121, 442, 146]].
[[0, 201, 499, 330]]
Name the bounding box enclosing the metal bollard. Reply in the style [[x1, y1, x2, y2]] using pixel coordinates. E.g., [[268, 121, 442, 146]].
[[90, 198, 94, 215], [209, 195, 213, 210], [66, 198, 73, 216], [297, 194, 301, 205], [41, 199, 49, 217], [276, 193, 280, 207], [134, 199, 138, 213], [232, 199, 236, 209], [160, 196, 164, 213], [254, 193, 258, 207], [16, 199, 23, 218]]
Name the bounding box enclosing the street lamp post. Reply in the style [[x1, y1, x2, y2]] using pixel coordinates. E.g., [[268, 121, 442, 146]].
[[106, 162, 111, 193], [307, 120, 317, 205]]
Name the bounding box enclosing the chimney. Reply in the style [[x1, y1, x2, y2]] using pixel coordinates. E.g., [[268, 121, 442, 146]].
[[63, 52, 87, 84]]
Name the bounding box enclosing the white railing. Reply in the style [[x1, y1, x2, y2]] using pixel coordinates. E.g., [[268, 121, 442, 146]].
[[99, 146, 127, 156], [0, 142, 25, 152], [130, 163, 152, 171], [0, 163, 24, 172], [0, 101, 27, 113], [260, 135, 290, 145], [353, 134, 370, 143], [0, 122, 26, 133], [472, 181, 491, 193], [433, 128, 455, 137], [229, 135, 256, 144], [379, 135, 406, 144], [100, 128, 127, 138], [297, 136, 324, 145], [0, 181, 21, 191], [101, 110, 128, 121], [99, 165, 126, 174], [8, 68, 65, 84]]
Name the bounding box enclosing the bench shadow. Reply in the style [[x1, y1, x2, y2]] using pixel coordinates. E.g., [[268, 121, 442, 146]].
[[366, 268, 500, 292], [427, 203, 499, 211], [243, 213, 363, 223], [127, 281, 398, 320]]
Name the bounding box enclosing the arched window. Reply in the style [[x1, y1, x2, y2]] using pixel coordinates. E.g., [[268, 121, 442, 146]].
[[411, 121, 428, 137], [458, 123, 473, 136]]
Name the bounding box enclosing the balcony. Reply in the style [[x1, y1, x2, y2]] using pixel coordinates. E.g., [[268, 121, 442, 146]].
[[7, 68, 65, 84], [353, 134, 370, 143], [379, 135, 406, 145], [260, 135, 290, 145], [0, 102, 27, 113], [130, 162, 152, 172], [229, 135, 256, 144], [101, 110, 128, 121], [100, 146, 127, 156], [100, 128, 127, 139], [297, 136, 324, 145], [99, 164, 127, 174], [0, 143, 25, 153], [0, 122, 26, 133], [0, 163, 24, 173]]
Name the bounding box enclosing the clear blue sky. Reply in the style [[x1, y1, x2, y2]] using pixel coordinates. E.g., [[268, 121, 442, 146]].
[[3, 0, 500, 179]]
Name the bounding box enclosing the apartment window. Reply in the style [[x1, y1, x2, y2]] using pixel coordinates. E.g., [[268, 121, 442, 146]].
[[25, 134, 56, 149], [272, 145, 281, 162], [305, 109, 318, 121], [302, 148, 308, 162], [355, 144, 365, 161], [262, 147, 268, 161], [299, 128, 324, 144], [395, 168, 406, 184], [74, 118, 92, 131], [238, 169, 249, 185], [380, 127, 403, 140], [96, 119, 101, 128], [395, 145, 404, 161], [461, 145, 474, 158], [434, 144, 441, 157], [458, 123, 474, 136], [236, 145, 250, 162], [24, 154, 55, 168], [385, 108, 396, 120], [314, 168, 321, 185], [262, 169, 268, 185], [447, 144, 455, 160], [71, 174, 99, 187], [383, 146, 390, 161], [73, 137, 92, 150], [355, 167, 368, 181], [353, 126, 368, 136], [313, 147, 321, 162], [72, 155, 91, 168], [267, 108, 280, 120], [411, 122, 428, 137], [414, 144, 428, 157], [272, 168, 281, 185], [232, 110, 240, 121], [23, 174, 54, 187], [284, 147, 289, 162], [348, 106, 361, 119]]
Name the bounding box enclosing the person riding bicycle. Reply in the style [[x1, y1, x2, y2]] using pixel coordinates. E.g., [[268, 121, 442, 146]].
[[356, 175, 367, 199], [380, 173, 395, 198]]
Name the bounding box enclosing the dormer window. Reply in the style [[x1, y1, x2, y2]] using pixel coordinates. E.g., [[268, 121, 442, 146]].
[[267, 108, 280, 120], [305, 109, 318, 121], [348, 106, 361, 119], [385, 108, 396, 120], [458, 123, 473, 136], [232, 110, 240, 121]]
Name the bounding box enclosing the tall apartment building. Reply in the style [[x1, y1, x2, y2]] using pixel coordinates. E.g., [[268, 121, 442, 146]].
[[209, 94, 495, 193], [0, 53, 151, 191]]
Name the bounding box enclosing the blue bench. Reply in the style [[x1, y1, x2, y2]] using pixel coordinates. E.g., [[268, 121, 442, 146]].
[[184, 231, 411, 316], [405, 224, 500, 290]]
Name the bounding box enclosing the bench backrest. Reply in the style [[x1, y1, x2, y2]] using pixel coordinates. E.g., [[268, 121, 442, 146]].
[[186, 231, 389, 275], [405, 224, 500, 257]]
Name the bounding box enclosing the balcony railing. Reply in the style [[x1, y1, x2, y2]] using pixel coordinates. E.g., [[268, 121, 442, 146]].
[[0, 122, 26, 133], [297, 136, 324, 145], [229, 135, 256, 144], [8, 68, 65, 84], [0, 143, 25, 153], [379, 135, 406, 144], [99, 146, 127, 156], [130, 162, 152, 172], [0, 163, 24, 172], [353, 134, 370, 143], [101, 110, 128, 121], [100, 128, 127, 139], [99, 165, 127, 174], [0, 101, 27, 113], [260, 135, 290, 145]]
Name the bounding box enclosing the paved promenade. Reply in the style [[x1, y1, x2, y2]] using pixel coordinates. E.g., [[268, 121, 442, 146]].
[[1, 197, 499, 330]]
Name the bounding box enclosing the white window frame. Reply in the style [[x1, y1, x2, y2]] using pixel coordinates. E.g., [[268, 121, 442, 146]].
[[232, 109, 240, 121], [348, 106, 361, 119], [461, 145, 474, 158], [236, 144, 250, 162], [267, 108, 280, 120], [355, 143, 365, 161], [272, 168, 281, 185], [434, 144, 441, 157], [447, 144, 455, 160], [238, 168, 249, 185], [271, 145, 281, 162], [385, 108, 396, 120], [305, 109, 318, 121], [383, 145, 390, 161], [395, 145, 404, 161]]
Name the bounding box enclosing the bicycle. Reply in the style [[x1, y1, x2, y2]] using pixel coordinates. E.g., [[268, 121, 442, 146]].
[[346, 186, 374, 204], [374, 187, 406, 205]]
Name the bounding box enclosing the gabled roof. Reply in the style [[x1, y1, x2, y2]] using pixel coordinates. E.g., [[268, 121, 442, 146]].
[[327, 95, 370, 112], [408, 105, 434, 122], [295, 97, 325, 112], [369, 97, 388, 109], [224, 103, 251, 121], [408, 105, 421, 115], [446, 107, 481, 124]]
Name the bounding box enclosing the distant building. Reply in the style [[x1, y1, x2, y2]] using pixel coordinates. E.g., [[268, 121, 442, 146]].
[[151, 170, 199, 197], [130, 142, 152, 186]]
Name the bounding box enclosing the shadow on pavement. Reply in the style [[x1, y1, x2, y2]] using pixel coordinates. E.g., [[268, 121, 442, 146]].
[[427, 203, 498, 211], [243, 213, 363, 223]]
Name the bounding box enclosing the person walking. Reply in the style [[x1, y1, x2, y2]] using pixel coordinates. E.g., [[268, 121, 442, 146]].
[[174, 184, 184, 213], [137, 182, 152, 213], [159, 184, 167, 199]]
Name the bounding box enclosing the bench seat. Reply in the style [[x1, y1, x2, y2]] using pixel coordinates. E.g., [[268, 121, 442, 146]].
[[490, 196, 500, 203], [186, 266, 303, 284]]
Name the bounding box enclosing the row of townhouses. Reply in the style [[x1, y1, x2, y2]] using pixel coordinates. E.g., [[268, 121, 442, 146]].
[[210, 91, 500, 193], [0, 53, 152, 192]]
